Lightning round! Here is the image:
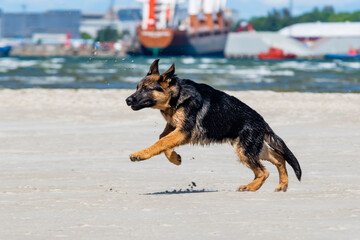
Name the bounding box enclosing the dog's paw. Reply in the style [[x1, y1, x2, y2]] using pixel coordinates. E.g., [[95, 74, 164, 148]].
[[130, 150, 151, 162], [237, 185, 257, 192], [170, 154, 182, 166], [237, 185, 251, 191], [274, 184, 288, 192], [165, 151, 182, 166], [130, 152, 148, 162], [130, 155, 143, 162]]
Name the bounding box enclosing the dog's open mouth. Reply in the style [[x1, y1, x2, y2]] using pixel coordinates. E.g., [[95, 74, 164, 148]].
[[130, 100, 155, 111], [131, 105, 143, 111]]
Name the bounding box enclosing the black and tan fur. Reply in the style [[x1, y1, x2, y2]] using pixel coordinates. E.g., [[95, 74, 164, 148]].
[[126, 59, 302, 192]]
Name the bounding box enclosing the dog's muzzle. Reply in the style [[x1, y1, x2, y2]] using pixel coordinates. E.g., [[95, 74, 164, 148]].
[[126, 96, 135, 106]]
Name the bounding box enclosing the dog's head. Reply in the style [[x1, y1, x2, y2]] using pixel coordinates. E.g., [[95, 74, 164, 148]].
[[126, 59, 177, 111]]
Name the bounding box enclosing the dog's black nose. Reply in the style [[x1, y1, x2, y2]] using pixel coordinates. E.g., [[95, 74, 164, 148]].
[[126, 96, 135, 106]]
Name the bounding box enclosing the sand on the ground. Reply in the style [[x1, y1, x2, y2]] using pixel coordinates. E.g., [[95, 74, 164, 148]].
[[0, 89, 359, 239]]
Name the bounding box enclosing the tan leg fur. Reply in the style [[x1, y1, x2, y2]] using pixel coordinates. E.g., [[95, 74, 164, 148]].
[[235, 143, 269, 191], [260, 144, 288, 192], [159, 124, 181, 165], [130, 129, 188, 162]]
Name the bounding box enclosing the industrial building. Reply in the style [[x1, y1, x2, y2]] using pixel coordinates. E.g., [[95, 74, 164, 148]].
[[279, 22, 360, 40], [225, 22, 360, 58], [0, 7, 142, 40], [225, 32, 312, 58], [80, 7, 142, 38], [0, 10, 81, 39]]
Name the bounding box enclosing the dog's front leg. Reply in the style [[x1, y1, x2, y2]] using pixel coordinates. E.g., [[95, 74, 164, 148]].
[[159, 124, 182, 165], [130, 129, 188, 162]]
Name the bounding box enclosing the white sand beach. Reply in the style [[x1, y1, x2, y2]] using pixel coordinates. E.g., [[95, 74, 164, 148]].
[[0, 89, 359, 239]]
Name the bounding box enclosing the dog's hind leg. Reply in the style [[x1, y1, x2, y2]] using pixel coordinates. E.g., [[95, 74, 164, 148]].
[[234, 143, 269, 192], [159, 124, 181, 166], [260, 144, 288, 192]]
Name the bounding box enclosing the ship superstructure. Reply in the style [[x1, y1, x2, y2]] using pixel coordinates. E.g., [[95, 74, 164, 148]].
[[136, 0, 229, 56]]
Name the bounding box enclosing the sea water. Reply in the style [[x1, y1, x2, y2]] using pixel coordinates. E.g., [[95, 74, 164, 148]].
[[0, 56, 359, 92]]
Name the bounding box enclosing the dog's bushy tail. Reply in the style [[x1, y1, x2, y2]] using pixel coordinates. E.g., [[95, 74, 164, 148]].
[[264, 124, 302, 181]]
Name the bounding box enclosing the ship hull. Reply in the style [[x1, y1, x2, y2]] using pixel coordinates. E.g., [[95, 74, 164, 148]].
[[0, 46, 12, 57], [138, 29, 227, 56], [325, 54, 360, 60]]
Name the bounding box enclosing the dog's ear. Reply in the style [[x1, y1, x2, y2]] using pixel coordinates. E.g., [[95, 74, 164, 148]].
[[147, 58, 160, 76], [159, 63, 175, 87], [161, 63, 175, 80]]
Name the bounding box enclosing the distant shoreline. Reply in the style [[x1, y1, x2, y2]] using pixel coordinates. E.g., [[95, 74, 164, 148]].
[[9, 44, 127, 58]]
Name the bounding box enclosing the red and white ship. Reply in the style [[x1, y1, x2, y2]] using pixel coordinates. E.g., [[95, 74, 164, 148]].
[[135, 0, 229, 56]]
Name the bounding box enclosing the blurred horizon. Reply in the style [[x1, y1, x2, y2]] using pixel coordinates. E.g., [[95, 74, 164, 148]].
[[0, 0, 359, 20]]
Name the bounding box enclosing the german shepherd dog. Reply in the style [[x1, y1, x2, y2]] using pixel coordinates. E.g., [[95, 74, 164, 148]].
[[126, 59, 301, 192]]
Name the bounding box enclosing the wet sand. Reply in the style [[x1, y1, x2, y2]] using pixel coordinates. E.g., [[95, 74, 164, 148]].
[[0, 89, 359, 239]]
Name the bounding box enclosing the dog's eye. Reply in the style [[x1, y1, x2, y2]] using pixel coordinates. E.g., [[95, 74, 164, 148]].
[[153, 86, 164, 92]]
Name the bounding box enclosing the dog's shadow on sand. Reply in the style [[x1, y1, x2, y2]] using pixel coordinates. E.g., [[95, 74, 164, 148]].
[[144, 189, 218, 195]]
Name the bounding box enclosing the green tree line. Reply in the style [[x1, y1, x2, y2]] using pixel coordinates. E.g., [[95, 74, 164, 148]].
[[80, 27, 130, 42], [246, 6, 360, 31]]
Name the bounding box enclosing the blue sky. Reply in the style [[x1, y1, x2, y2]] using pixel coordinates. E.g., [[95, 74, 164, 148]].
[[0, 0, 359, 19]]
